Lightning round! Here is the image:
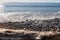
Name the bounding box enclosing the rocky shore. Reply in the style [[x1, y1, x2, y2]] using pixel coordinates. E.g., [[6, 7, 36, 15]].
[[0, 18, 60, 40], [0, 18, 60, 31]]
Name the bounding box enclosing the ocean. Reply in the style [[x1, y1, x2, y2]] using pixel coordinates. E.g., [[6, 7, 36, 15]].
[[0, 3, 60, 22]]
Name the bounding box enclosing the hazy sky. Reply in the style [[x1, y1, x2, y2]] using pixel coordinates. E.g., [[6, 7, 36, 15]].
[[0, 0, 60, 4]]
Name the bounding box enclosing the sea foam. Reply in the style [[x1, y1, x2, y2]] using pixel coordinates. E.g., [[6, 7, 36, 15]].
[[0, 4, 60, 22]]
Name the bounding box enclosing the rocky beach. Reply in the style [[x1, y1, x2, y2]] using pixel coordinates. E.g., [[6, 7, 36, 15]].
[[0, 18, 60, 40], [0, 18, 60, 31], [0, 3, 60, 40]]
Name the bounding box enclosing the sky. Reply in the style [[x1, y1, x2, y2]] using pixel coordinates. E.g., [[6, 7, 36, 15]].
[[0, 0, 60, 4]]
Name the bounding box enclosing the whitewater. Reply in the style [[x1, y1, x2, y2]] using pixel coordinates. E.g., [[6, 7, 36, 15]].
[[0, 3, 60, 22]]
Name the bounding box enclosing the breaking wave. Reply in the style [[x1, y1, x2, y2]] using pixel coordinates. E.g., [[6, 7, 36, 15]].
[[0, 11, 60, 23], [0, 3, 60, 22]]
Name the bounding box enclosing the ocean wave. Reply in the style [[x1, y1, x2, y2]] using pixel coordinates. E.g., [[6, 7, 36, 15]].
[[0, 11, 60, 22]]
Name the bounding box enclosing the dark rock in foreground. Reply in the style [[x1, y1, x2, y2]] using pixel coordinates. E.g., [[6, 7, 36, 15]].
[[0, 32, 36, 40], [0, 32, 60, 40]]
